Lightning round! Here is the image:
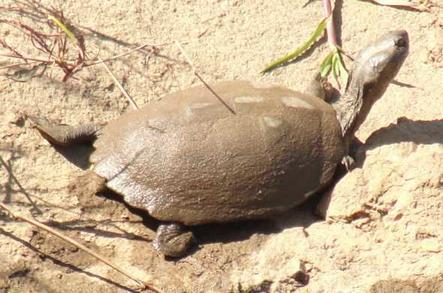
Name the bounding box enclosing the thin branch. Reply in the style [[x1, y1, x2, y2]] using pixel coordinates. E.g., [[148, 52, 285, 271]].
[[174, 40, 236, 115], [98, 57, 139, 110], [0, 54, 55, 63], [0, 155, 40, 213], [0, 61, 40, 70], [0, 202, 161, 292], [86, 42, 170, 66], [322, 0, 338, 47], [0, 2, 87, 81]]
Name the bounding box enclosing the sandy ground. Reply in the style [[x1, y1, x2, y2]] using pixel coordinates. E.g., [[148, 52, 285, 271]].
[[1, 0, 442, 292]]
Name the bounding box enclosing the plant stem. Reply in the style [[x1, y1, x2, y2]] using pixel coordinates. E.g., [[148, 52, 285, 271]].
[[322, 0, 338, 48]]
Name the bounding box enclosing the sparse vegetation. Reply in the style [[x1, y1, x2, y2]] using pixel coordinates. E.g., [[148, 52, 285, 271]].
[[0, 0, 86, 81], [262, 0, 428, 86]]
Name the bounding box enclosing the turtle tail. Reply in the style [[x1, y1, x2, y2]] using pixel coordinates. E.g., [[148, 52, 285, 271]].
[[28, 115, 102, 146]]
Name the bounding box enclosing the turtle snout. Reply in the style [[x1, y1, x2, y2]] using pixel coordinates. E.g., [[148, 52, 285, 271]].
[[390, 30, 409, 56]]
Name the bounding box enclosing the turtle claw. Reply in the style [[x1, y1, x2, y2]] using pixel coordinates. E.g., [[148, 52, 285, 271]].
[[342, 155, 356, 171]]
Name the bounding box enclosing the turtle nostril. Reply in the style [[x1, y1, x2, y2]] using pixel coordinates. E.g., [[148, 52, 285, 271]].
[[394, 38, 405, 48], [393, 31, 409, 49]]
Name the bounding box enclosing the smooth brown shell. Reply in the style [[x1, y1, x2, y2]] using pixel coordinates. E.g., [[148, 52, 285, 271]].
[[90, 80, 344, 225]]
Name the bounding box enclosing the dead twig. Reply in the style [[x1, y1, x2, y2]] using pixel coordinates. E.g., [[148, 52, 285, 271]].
[[87, 42, 169, 66], [98, 57, 139, 110], [0, 1, 86, 81], [174, 40, 236, 115], [0, 202, 161, 293], [0, 61, 40, 70], [0, 154, 41, 213], [0, 1, 171, 82]]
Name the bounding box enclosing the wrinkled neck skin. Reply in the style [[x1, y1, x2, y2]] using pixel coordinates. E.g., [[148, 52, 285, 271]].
[[331, 75, 391, 152]]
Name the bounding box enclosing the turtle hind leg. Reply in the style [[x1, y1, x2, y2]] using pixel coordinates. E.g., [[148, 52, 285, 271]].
[[153, 223, 195, 258], [28, 116, 102, 146]]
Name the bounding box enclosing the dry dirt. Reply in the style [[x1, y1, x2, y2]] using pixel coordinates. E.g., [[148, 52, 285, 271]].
[[1, 0, 442, 292]]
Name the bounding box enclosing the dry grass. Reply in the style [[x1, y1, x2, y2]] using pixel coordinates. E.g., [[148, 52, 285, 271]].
[[0, 0, 87, 81]]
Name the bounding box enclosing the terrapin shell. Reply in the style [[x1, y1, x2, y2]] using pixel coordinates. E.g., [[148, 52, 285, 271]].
[[90, 80, 344, 225]]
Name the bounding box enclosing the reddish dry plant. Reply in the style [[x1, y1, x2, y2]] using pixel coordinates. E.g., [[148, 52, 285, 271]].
[[0, 0, 86, 81]]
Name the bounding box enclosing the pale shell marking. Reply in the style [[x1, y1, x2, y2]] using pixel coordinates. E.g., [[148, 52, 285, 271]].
[[234, 96, 265, 103], [185, 102, 214, 116], [250, 81, 279, 89], [263, 116, 283, 128], [281, 96, 314, 110]]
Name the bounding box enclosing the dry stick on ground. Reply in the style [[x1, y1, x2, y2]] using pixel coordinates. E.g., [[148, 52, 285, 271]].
[[84, 41, 173, 110], [0, 154, 158, 291], [0, 3, 167, 81], [0, 155, 40, 213], [87, 42, 170, 66], [174, 40, 236, 115], [0, 61, 40, 70], [98, 57, 139, 110], [0, 6, 86, 81], [0, 202, 161, 293]]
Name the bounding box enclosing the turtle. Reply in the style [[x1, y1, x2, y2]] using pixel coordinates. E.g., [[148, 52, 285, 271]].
[[30, 30, 409, 257]]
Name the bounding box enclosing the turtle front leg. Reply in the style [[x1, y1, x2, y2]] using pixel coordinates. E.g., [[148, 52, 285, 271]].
[[28, 116, 102, 146], [342, 137, 364, 171], [153, 223, 195, 257]]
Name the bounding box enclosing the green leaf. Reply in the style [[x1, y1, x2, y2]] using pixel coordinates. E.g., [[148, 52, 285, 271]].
[[320, 51, 334, 77], [48, 15, 76, 42], [320, 63, 332, 78], [332, 53, 340, 78], [319, 49, 349, 88], [262, 17, 328, 73], [332, 55, 338, 81], [334, 49, 349, 84]]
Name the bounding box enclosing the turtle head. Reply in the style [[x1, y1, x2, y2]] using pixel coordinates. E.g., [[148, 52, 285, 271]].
[[348, 30, 409, 98], [336, 30, 409, 141]]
